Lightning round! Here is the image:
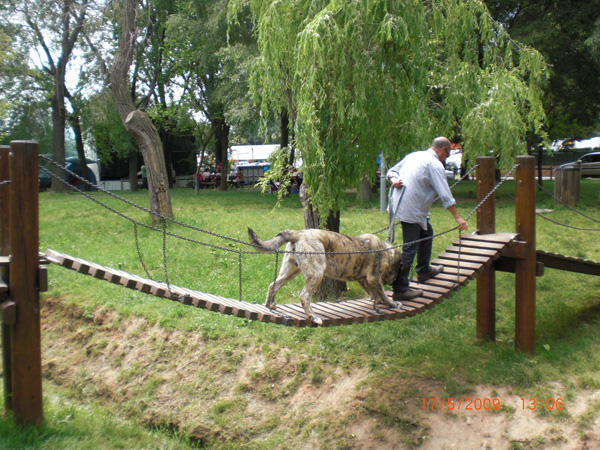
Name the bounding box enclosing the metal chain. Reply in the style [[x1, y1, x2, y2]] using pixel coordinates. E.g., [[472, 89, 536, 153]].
[[464, 164, 518, 222], [0, 180, 10, 186], [498, 184, 600, 232], [134, 223, 153, 280], [448, 164, 479, 190], [537, 183, 600, 224]]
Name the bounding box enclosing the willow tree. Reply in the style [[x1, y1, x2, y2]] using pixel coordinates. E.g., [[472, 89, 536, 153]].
[[229, 0, 547, 222]]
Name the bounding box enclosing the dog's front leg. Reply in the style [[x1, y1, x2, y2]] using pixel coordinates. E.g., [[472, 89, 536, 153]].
[[369, 279, 402, 309]]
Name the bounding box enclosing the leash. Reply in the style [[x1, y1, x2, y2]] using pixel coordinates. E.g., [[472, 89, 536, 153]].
[[386, 185, 405, 243]]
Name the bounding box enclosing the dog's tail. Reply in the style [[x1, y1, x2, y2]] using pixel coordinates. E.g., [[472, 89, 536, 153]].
[[248, 228, 291, 253]]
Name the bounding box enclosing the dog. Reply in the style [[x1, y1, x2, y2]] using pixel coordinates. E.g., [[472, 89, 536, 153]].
[[248, 228, 403, 324]]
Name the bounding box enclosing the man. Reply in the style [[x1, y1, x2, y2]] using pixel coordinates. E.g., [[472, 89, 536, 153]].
[[386, 137, 468, 300]]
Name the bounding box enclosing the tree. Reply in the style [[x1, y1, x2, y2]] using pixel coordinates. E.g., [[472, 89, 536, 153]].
[[107, 0, 173, 221], [485, 0, 600, 140], [230, 0, 547, 223], [2, 0, 90, 192], [167, 0, 259, 189]]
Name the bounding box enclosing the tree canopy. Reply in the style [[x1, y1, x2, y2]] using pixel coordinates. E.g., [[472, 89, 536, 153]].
[[230, 0, 548, 220], [485, 0, 600, 140]]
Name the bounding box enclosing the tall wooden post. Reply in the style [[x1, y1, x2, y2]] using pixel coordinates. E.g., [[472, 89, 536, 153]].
[[515, 156, 536, 354], [9, 141, 43, 425], [0, 145, 12, 410], [476, 157, 496, 341]]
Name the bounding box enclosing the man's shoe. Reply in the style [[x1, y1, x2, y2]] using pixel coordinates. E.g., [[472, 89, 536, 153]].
[[392, 289, 424, 301], [417, 265, 443, 283]]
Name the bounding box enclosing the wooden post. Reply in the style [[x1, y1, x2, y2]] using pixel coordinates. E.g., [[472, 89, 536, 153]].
[[0, 145, 12, 411], [554, 165, 581, 206], [515, 155, 536, 354], [476, 157, 496, 342], [9, 141, 43, 425]]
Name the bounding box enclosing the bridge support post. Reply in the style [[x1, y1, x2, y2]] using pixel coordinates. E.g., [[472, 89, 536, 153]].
[[8, 141, 43, 425], [0, 145, 12, 411], [515, 156, 536, 354], [476, 157, 496, 342]]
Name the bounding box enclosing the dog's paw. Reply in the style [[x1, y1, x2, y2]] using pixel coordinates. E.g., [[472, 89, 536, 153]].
[[310, 315, 323, 326], [265, 300, 277, 310]]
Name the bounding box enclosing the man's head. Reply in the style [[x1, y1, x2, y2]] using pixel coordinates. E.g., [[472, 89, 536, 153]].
[[431, 136, 451, 162]]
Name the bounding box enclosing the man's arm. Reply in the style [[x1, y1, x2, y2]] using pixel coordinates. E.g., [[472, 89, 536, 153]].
[[447, 204, 468, 231]]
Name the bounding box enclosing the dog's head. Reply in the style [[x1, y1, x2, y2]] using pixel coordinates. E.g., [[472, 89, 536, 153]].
[[382, 247, 403, 285]]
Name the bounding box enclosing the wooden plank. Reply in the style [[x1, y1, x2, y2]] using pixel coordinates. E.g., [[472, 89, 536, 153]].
[[317, 301, 369, 322], [0, 256, 9, 266], [432, 258, 484, 270], [437, 252, 491, 264], [274, 304, 311, 327], [445, 245, 498, 257], [459, 233, 517, 244], [435, 272, 470, 282]]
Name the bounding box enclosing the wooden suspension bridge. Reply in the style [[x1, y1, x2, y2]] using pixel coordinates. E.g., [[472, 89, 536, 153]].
[[2, 142, 600, 426], [44, 233, 519, 327]]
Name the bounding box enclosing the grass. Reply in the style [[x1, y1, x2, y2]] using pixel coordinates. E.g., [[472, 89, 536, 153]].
[[3, 178, 600, 448], [0, 385, 198, 449]]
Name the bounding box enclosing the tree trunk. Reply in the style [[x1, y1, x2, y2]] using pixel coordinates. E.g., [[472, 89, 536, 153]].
[[129, 151, 139, 192], [70, 114, 91, 191], [214, 116, 230, 191], [299, 184, 347, 300], [109, 0, 172, 222], [358, 174, 372, 202], [50, 69, 68, 193]]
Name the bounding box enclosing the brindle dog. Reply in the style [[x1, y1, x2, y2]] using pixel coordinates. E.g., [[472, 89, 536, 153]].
[[248, 228, 403, 325]]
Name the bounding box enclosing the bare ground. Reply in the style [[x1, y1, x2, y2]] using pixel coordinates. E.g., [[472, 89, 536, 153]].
[[41, 297, 600, 450]]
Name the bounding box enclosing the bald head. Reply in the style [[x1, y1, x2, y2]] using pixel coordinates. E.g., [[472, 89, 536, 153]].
[[431, 137, 451, 152]]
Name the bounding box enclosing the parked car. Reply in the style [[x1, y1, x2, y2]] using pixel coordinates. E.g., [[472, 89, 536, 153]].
[[559, 151, 600, 177], [445, 150, 462, 179]]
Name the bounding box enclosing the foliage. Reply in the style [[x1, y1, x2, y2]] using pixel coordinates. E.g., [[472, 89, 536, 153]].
[[166, 0, 260, 145], [86, 90, 137, 162], [229, 0, 548, 220], [485, 0, 600, 139]]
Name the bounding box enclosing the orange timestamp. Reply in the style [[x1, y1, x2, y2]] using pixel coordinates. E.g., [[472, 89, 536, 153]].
[[421, 397, 501, 411], [521, 398, 564, 410]]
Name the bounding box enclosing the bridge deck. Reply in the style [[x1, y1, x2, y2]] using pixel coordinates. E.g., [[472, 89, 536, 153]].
[[45, 232, 519, 327]]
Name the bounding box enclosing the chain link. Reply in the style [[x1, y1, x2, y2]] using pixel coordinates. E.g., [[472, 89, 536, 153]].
[[0, 180, 10, 186]]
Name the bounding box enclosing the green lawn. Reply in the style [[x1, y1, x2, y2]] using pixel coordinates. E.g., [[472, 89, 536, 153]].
[[3, 178, 600, 448]]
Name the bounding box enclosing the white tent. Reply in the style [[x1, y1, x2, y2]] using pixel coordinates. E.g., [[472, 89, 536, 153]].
[[230, 145, 279, 164], [574, 137, 600, 149]]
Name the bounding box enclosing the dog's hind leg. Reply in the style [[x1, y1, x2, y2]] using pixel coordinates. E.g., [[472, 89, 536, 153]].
[[265, 255, 301, 310], [298, 276, 324, 325]]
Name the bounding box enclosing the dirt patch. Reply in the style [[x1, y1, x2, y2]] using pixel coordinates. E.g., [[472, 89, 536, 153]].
[[40, 298, 600, 449]]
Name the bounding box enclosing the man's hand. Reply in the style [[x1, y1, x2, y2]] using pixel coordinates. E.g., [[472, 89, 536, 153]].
[[456, 217, 468, 231], [391, 178, 404, 188]]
